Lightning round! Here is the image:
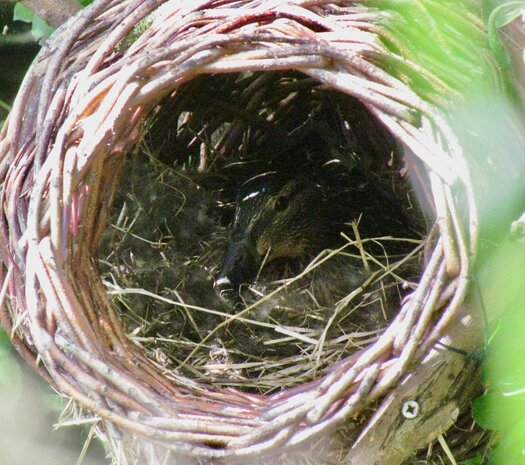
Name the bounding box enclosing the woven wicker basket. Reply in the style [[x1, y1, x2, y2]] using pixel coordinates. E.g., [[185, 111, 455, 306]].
[[0, 1, 520, 464]]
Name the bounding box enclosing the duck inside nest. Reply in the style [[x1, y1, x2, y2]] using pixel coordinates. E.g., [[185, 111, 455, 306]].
[[99, 77, 428, 393]]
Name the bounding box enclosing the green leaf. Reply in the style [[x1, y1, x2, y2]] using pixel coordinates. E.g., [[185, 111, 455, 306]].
[[44, 392, 67, 414], [482, 0, 525, 25], [486, 2, 525, 68], [13, 3, 54, 41], [0, 99, 10, 112], [493, 2, 524, 29], [0, 330, 22, 393], [30, 14, 54, 41], [13, 3, 34, 23], [13, 3, 35, 23], [490, 416, 525, 465], [459, 455, 483, 465], [472, 392, 525, 430]]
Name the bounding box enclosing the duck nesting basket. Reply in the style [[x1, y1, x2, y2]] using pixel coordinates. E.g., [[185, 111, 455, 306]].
[[1, 1, 524, 464]]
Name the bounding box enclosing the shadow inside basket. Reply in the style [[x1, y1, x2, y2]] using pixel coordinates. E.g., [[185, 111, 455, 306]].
[[98, 71, 428, 393]]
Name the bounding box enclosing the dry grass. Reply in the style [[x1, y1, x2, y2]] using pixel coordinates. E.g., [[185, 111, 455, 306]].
[[99, 142, 424, 394]]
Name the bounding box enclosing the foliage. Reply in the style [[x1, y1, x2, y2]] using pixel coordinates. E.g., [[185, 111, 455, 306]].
[[13, 3, 54, 41], [483, 0, 525, 67], [0, 330, 22, 398], [459, 456, 484, 465], [472, 239, 525, 465], [366, 0, 504, 106], [13, 1, 94, 41], [465, 4, 525, 465]]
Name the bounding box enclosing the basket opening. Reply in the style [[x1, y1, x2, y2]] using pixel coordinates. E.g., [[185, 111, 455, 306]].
[[99, 71, 428, 393]]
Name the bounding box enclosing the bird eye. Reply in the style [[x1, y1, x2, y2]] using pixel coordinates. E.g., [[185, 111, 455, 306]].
[[274, 195, 289, 212]]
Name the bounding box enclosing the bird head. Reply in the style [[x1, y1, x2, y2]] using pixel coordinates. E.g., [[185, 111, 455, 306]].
[[214, 171, 337, 293]]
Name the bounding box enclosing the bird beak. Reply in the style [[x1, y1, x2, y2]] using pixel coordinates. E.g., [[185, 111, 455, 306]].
[[214, 236, 259, 293]]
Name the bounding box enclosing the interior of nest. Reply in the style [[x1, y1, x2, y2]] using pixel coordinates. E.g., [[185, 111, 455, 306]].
[[98, 71, 430, 394]]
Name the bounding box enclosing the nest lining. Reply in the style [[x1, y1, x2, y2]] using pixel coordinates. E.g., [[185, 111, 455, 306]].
[[98, 74, 421, 392], [0, 1, 500, 463]]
